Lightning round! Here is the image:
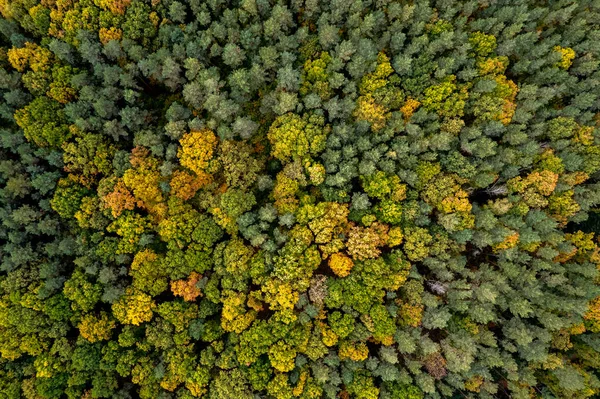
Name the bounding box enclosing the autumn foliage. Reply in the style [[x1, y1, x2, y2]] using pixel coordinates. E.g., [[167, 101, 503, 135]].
[[1, 1, 600, 399]]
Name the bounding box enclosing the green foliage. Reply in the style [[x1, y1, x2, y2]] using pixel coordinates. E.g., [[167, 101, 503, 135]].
[[1, 1, 600, 398], [50, 178, 88, 219], [14, 96, 70, 147], [268, 113, 330, 162]]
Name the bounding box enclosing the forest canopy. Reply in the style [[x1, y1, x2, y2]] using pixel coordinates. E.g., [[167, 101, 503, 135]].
[[1, 0, 600, 398]]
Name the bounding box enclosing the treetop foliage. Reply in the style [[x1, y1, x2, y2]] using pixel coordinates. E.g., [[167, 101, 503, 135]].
[[1, 0, 600, 398]]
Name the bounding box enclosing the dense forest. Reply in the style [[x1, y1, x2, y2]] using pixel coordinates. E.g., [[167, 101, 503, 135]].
[[1, 0, 600, 398]]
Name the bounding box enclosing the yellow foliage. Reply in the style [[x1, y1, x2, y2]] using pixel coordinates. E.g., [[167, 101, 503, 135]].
[[570, 323, 586, 335], [186, 373, 208, 397], [268, 341, 297, 372], [106, 212, 150, 254], [170, 170, 207, 201], [208, 207, 233, 235], [548, 190, 580, 225], [397, 302, 423, 327], [221, 291, 256, 333], [301, 51, 333, 99], [178, 130, 218, 176], [458, 317, 480, 335], [464, 376, 484, 393], [74, 196, 103, 229], [566, 231, 597, 252], [338, 341, 369, 361], [494, 75, 518, 125], [493, 232, 520, 252], [574, 125, 595, 146], [247, 294, 263, 312], [422, 76, 468, 118], [508, 170, 559, 208], [131, 248, 159, 271], [79, 312, 116, 342], [400, 98, 420, 121], [149, 11, 160, 27], [321, 326, 338, 347], [494, 75, 518, 100], [360, 53, 394, 95], [469, 32, 497, 56], [94, 0, 131, 14], [346, 223, 388, 261], [19, 335, 46, 357], [477, 56, 508, 75], [18, 285, 45, 312], [562, 172, 589, 187], [160, 376, 180, 392], [7, 42, 52, 73], [99, 27, 122, 44], [353, 52, 403, 130], [34, 355, 56, 378], [359, 52, 394, 95], [536, 149, 564, 174], [584, 297, 600, 333], [520, 241, 541, 253], [354, 94, 389, 131], [554, 46, 576, 69], [528, 170, 560, 195], [292, 370, 309, 397], [267, 113, 329, 162], [112, 289, 156, 326], [262, 279, 299, 314], [387, 226, 404, 247], [438, 189, 472, 214], [306, 162, 326, 185], [123, 147, 167, 219], [273, 171, 300, 213], [297, 201, 349, 257], [328, 253, 354, 277]]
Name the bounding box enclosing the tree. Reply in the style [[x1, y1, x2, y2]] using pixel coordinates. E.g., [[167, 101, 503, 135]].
[[14, 96, 71, 148], [79, 312, 116, 342], [171, 272, 203, 302], [267, 113, 330, 162], [178, 129, 218, 178], [63, 269, 102, 312], [112, 288, 156, 326], [2, 0, 600, 398]]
